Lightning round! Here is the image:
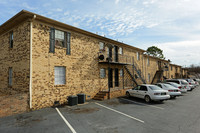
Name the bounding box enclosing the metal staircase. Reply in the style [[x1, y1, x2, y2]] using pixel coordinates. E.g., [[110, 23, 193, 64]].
[[132, 61, 146, 84], [151, 70, 164, 84], [124, 66, 138, 86]]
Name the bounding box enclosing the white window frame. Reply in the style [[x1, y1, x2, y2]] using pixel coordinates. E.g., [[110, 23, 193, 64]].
[[120, 69, 124, 77], [8, 67, 12, 86], [100, 68, 106, 78], [147, 58, 149, 66], [137, 52, 140, 60], [54, 66, 66, 85], [99, 42, 104, 50], [148, 73, 150, 83], [119, 47, 123, 54]]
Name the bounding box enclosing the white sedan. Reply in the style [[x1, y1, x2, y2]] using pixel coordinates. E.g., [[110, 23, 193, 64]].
[[155, 83, 181, 98], [166, 82, 187, 93], [126, 84, 170, 103]]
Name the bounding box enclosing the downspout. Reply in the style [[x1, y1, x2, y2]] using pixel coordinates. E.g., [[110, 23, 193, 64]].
[[29, 15, 36, 109]]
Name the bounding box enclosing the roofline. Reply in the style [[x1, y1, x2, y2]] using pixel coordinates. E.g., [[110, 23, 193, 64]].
[[169, 63, 182, 67], [0, 10, 145, 52], [143, 54, 169, 62]]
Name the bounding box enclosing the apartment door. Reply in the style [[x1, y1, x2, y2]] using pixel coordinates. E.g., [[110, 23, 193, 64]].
[[115, 68, 119, 87], [114, 46, 118, 62], [108, 47, 112, 61], [158, 61, 162, 70], [108, 68, 113, 88]]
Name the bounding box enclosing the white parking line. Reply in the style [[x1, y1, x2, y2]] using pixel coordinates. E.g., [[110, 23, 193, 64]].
[[55, 108, 77, 133], [120, 98, 164, 110], [95, 102, 144, 123]]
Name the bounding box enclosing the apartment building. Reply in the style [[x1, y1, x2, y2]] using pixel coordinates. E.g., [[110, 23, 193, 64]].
[[0, 10, 185, 116]]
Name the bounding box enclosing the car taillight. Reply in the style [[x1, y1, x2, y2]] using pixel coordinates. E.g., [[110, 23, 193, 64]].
[[178, 86, 182, 89], [168, 90, 174, 92], [189, 83, 191, 85], [154, 93, 160, 95]]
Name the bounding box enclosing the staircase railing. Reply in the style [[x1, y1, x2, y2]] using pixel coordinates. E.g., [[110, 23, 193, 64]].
[[124, 66, 138, 86], [132, 61, 146, 84], [151, 70, 163, 84]]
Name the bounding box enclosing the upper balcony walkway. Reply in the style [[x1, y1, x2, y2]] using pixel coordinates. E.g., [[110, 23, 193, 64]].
[[98, 51, 134, 65]]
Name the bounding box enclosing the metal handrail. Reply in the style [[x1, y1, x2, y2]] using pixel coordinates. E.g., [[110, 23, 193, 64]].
[[132, 61, 146, 84], [98, 51, 133, 64]]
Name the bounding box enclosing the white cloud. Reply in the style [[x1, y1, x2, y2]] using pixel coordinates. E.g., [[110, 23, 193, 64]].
[[115, 0, 120, 4], [156, 40, 200, 66], [22, 2, 37, 10]]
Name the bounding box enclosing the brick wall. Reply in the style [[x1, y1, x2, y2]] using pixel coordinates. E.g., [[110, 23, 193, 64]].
[[31, 21, 102, 109], [0, 21, 30, 117], [30, 20, 146, 109]]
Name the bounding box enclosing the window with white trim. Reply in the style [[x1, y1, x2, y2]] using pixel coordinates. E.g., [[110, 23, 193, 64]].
[[54, 66, 66, 85], [119, 47, 123, 54], [137, 52, 140, 60], [99, 42, 104, 50], [147, 58, 149, 66], [9, 31, 13, 48], [8, 67, 13, 86], [148, 73, 150, 83], [100, 68, 106, 78], [50, 28, 71, 54], [120, 69, 124, 77]]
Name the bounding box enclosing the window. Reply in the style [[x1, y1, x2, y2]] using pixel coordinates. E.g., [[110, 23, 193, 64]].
[[8, 67, 12, 86], [133, 85, 141, 90], [55, 29, 65, 47], [148, 73, 150, 82], [100, 68, 106, 78], [171, 66, 173, 71], [171, 75, 173, 78], [147, 58, 149, 66], [50, 28, 71, 54], [120, 69, 123, 77], [137, 52, 140, 60], [99, 42, 104, 50], [139, 86, 147, 91], [9, 31, 13, 48], [156, 84, 162, 88], [54, 66, 66, 85], [119, 47, 123, 54]]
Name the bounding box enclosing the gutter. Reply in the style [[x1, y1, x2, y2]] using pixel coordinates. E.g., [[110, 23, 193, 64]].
[[29, 14, 36, 109]]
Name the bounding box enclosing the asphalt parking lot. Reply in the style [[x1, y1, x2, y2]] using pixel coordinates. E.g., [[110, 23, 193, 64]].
[[1, 87, 200, 133]]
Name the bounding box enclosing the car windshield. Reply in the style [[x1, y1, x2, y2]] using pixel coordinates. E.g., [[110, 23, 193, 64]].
[[181, 80, 188, 85], [149, 85, 162, 90], [163, 84, 174, 88]]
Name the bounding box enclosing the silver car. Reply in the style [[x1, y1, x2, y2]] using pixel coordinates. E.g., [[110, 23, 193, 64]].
[[166, 82, 187, 93], [126, 84, 170, 103], [166, 79, 192, 91], [155, 83, 181, 98]]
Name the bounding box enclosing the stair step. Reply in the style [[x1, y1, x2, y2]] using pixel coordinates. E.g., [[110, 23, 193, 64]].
[[94, 95, 107, 99], [93, 91, 109, 101], [93, 97, 104, 101]]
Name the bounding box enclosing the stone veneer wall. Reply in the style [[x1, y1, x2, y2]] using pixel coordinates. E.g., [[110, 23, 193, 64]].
[[0, 21, 30, 117]]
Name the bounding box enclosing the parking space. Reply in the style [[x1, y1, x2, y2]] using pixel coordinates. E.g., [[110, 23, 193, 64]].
[[1, 87, 200, 133]]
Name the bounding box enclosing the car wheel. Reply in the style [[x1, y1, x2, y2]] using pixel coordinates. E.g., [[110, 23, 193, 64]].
[[145, 95, 151, 103], [170, 96, 176, 99], [126, 92, 130, 97], [159, 100, 164, 103]]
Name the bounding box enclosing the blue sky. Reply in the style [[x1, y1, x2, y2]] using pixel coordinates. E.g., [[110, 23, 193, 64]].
[[1, 0, 200, 67]]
